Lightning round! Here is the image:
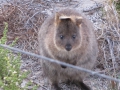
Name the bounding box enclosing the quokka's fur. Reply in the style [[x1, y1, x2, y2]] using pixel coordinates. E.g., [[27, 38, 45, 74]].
[[38, 8, 98, 90]]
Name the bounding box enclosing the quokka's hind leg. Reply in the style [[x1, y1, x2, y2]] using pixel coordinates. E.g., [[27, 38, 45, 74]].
[[72, 80, 91, 90], [49, 72, 61, 90], [79, 82, 91, 90], [65, 79, 73, 85], [51, 83, 61, 90]]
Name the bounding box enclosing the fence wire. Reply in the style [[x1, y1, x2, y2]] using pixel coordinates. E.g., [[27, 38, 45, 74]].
[[0, 44, 120, 83]]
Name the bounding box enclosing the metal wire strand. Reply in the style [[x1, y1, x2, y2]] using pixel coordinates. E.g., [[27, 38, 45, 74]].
[[0, 44, 120, 83]]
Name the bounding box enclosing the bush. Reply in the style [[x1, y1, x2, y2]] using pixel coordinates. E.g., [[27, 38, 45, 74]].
[[115, 0, 120, 12], [0, 22, 28, 90]]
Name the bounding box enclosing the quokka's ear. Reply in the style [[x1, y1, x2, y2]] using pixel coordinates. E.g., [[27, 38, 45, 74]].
[[55, 13, 82, 26], [75, 17, 83, 26], [60, 16, 83, 26], [55, 12, 61, 25], [55, 12, 71, 25]]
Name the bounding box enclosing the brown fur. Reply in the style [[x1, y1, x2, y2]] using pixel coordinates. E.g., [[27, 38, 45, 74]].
[[38, 8, 98, 90]]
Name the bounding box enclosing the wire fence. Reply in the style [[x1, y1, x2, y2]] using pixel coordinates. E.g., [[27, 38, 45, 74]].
[[0, 44, 120, 83]]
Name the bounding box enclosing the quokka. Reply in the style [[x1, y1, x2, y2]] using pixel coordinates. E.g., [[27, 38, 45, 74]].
[[38, 8, 98, 90]]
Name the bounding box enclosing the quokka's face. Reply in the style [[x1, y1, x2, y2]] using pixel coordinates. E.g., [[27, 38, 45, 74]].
[[55, 18, 81, 52]]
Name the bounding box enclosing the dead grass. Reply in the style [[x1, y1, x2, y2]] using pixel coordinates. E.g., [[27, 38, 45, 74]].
[[95, 0, 120, 89], [0, 0, 120, 90]]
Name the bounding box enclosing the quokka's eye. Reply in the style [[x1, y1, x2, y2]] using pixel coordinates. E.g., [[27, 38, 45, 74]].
[[72, 35, 76, 39], [60, 35, 64, 40]]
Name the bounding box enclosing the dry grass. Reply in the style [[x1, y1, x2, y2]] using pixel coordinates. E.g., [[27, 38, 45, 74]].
[[94, 0, 120, 89], [0, 0, 120, 90]]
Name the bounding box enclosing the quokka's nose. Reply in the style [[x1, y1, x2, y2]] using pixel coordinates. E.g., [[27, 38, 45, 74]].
[[65, 44, 72, 51]]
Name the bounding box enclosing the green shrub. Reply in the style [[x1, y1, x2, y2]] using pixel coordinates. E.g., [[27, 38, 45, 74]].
[[115, 0, 120, 13], [0, 22, 28, 90]]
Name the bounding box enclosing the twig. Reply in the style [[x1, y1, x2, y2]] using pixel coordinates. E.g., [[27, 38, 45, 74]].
[[106, 37, 117, 78]]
